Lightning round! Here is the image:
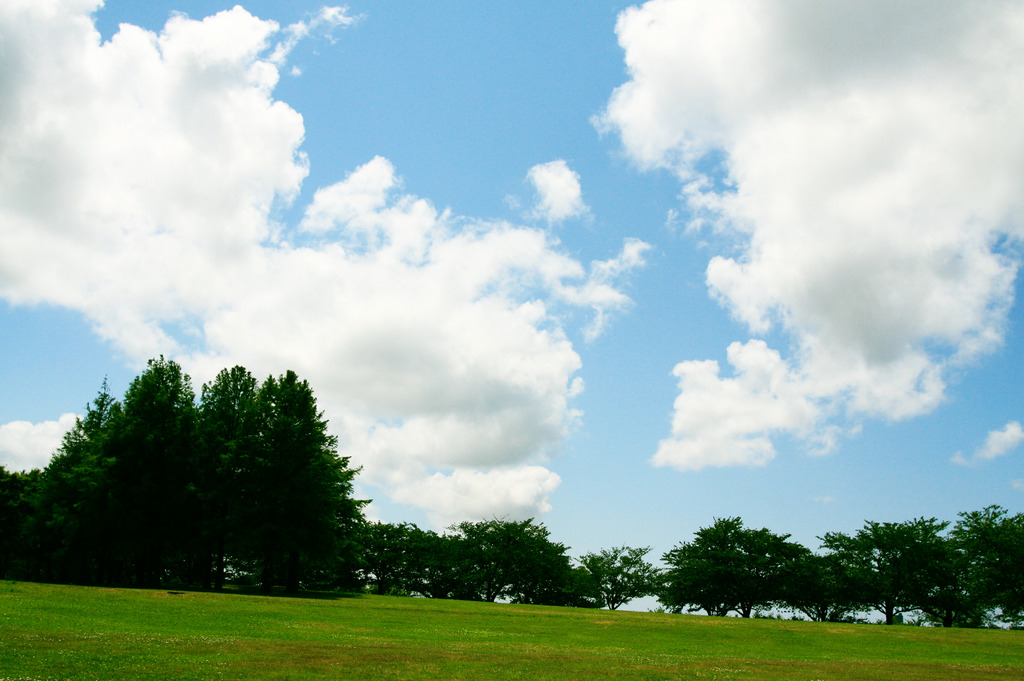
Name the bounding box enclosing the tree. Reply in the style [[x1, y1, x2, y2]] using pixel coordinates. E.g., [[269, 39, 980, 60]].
[[820, 517, 949, 625], [910, 531, 987, 628], [0, 466, 39, 579], [953, 505, 1024, 625], [449, 518, 573, 605], [236, 370, 364, 593], [28, 381, 122, 585], [359, 521, 423, 595], [563, 565, 602, 609], [578, 546, 660, 610], [197, 366, 261, 589], [410, 528, 463, 600], [107, 357, 198, 587], [661, 517, 806, 617], [782, 549, 859, 622]]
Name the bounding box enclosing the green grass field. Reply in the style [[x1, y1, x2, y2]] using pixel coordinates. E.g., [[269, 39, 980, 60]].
[[1, 581, 1021, 680]]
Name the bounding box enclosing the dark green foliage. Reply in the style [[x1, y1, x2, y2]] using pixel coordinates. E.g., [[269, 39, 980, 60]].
[[911, 530, 988, 628], [26, 381, 122, 585], [197, 365, 262, 589], [661, 517, 806, 617], [232, 370, 364, 593], [952, 505, 1024, 625], [411, 528, 464, 599], [564, 565, 602, 608], [110, 357, 199, 587], [0, 465, 39, 578], [449, 518, 575, 605], [356, 519, 581, 606], [577, 545, 660, 610], [782, 550, 859, 623], [360, 521, 424, 595], [820, 517, 951, 625], [3, 360, 365, 593]]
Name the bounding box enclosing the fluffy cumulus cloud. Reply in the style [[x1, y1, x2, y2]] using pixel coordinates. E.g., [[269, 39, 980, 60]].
[[599, 0, 1024, 470], [526, 160, 590, 223], [652, 340, 819, 471], [0, 414, 79, 472], [952, 421, 1024, 466], [0, 1, 645, 522]]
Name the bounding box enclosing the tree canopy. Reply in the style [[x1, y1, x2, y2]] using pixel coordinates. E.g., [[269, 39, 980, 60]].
[[578, 546, 660, 610], [952, 506, 1024, 625], [821, 518, 949, 625], [661, 517, 805, 618]]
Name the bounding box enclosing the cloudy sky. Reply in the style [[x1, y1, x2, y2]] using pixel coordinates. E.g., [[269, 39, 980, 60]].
[[2, 0, 1023, 562]]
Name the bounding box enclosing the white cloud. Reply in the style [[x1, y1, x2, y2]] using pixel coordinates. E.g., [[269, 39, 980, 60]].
[[0, 3, 643, 523], [270, 5, 360, 65], [526, 160, 590, 223], [390, 467, 563, 528], [952, 421, 1024, 466], [600, 0, 1024, 469], [0, 414, 79, 472], [979, 421, 1024, 461], [653, 340, 818, 471], [300, 155, 399, 235], [557, 238, 651, 342], [1013, 479, 1024, 492]]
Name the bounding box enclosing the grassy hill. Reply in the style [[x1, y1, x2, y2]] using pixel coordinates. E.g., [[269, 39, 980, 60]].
[[1, 581, 1021, 680]]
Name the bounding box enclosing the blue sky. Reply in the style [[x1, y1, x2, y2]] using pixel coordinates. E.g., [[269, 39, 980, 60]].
[[2, 0, 1023, 572]]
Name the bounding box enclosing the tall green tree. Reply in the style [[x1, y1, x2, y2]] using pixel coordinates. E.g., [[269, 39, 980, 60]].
[[0, 466, 40, 579], [197, 365, 262, 589], [821, 517, 949, 625], [661, 517, 806, 617], [107, 357, 198, 587], [578, 546, 660, 610], [237, 370, 364, 593], [28, 382, 122, 584]]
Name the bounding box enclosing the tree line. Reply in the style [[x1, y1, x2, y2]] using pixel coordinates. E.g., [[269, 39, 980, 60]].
[[356, 518, 659, 610], [659, 513, 1023, 627], [353, 511, 1024, 627], [0, 358, 1021, 626]]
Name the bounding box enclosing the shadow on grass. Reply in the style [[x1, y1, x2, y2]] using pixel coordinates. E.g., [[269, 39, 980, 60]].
[[164, 584, 366, 601]]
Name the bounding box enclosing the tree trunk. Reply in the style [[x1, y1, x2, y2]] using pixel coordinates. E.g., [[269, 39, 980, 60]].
[[214, 538, 226, 590], [285, 550, 301, 593], [260, 552, 275, 594]]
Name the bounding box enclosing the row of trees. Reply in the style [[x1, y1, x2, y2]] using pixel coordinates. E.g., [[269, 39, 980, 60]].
[[660, 513, 1024, 627], [352, 509, 1024, 627], [357, 519, 659, 609], [355, 511, 1024, 626], [0, 358, 364, 592]]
